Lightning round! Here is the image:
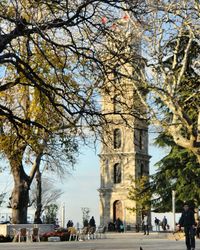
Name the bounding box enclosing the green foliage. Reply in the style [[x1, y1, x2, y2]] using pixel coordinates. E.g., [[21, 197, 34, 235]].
[[44, 204, 58, 224], [149, 30, 200, 212], [151, 143, 200, 212], [81, 207, 90, 225], [128, 142, 200, 213], [127, 175, 152, 216]]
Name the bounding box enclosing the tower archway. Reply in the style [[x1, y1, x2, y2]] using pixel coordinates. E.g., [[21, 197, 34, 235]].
[[113, 200, 123, 222]]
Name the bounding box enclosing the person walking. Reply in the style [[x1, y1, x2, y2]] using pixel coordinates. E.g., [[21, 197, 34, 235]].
[[178, 203, 196, 250]]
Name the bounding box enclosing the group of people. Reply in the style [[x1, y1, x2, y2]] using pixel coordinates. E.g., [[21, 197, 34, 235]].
[[66, 216, 96, 232], [64, 216, 96, 241], [115, 218, 124, 232], [141, 214, 169, 235], [154, 216, 169, 231], [65, 203, 198, 250], [83, 216, 96, 228], [107, 218, 124, 232], [142, 203, 197, 250]]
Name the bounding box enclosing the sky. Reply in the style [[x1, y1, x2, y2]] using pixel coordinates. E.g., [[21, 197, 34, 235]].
[[0, 132, 169, 227]]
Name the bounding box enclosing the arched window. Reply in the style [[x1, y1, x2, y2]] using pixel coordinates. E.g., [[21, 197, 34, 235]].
[[113, 128, 121, 149], [139, 129, 143, 150], [113, 95, 121, 113], [114, 163, 121, 184]]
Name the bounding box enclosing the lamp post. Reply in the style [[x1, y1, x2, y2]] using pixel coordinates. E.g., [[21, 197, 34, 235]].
[[123, 203, 126, 233], [172, 190, 176, 231], [61, 203, 65, 228], [120, 200, 126, 233]]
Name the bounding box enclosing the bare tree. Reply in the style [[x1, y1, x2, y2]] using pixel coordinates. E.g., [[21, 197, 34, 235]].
[[81, 207, 90, 225], [0, 192, 6, 207], [30, 177, 63, 223]]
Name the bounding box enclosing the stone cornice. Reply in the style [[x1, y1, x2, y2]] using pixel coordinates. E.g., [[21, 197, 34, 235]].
[[98, 186, 129, 193], [99, 152, 151, 160]]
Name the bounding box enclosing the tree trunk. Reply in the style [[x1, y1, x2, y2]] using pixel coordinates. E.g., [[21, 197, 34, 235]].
[[197, 110, 200, 164], [10, 156, 30, 224], [11, 181, 29, 224], [34, 169, 42, 224], [9, 148, 43, 224]]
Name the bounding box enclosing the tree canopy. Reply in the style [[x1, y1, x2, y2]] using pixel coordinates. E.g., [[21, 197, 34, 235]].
[[1, 0, 199, 160], [117, 0, 200, 163], [0, 0, 141, 224], [151, 134, 200, 212], [127, 175, 151, 216], [0, 0, 139, 134]]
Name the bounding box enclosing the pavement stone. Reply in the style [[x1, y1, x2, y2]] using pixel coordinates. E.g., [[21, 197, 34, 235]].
[[0, 232, 198, 250]]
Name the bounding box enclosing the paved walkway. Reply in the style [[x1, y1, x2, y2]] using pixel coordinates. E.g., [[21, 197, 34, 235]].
[[0, 232, 199, 250]]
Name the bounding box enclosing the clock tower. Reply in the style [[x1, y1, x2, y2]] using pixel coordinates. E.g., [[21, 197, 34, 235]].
[[98, 17, 150, 229]]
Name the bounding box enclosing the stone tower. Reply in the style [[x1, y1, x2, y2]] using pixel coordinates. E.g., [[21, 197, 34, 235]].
[[98, 17, 150, 229]]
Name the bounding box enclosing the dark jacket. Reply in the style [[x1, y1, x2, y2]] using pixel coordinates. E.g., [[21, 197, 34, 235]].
[[89, 217, 96, 227], [179, 209, 195, 227]]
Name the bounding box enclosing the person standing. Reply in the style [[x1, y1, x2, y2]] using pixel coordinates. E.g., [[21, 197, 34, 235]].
[[83, 218, 89, 227], [115, 218, 123, 232], [89, 216, 96, 228], [178, 203, 196, 250], [89, 216, 96, 239], [162, 216, 167, 231], [196, 218, 200, 239], [154, 217, 160, 231], [142, 214, 149, 235], [68, 220, 74, 227]]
